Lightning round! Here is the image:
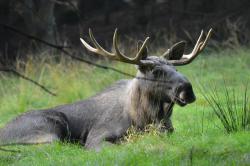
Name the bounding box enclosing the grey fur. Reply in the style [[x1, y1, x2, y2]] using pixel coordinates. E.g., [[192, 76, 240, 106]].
[[0, 56, 196, 151]]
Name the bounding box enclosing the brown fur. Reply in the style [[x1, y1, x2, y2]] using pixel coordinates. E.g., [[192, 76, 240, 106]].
[[127, 79, 164, 128]]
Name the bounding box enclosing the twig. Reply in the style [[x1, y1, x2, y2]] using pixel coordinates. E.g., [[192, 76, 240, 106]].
[[0, 147, 20, 153], [0, 67, 56, 96]]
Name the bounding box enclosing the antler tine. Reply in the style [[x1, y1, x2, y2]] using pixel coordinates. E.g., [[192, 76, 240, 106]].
[[182, 30, 204, 59], [169, 28, 213, 66], [88, 29, 116, 58], [198, 28, 213, 51], [135, 37, 150, 61], [112, 28, 130, 62], [113, 28, 150, 64], [80, 37, 97, 53], [80, 28, 117, 59]]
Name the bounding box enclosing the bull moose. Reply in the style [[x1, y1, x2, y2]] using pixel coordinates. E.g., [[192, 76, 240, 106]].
[[0, 28, 212, 150]]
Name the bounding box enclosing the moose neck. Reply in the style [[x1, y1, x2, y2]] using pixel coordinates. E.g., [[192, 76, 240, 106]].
[[127, 79, 164, 129]]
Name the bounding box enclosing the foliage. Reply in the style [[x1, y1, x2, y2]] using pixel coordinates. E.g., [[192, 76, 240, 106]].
[[0, 48, 250, 165], [201, 83, 250, 133]]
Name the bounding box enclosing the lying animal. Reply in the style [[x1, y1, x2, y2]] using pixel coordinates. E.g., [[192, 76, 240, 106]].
[[0, 28, 212, 150]]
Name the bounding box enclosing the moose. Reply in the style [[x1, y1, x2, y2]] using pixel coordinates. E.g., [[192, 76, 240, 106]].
[[0, 28, 212, 150]]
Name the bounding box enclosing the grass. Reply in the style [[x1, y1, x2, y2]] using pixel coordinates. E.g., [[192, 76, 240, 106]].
[[0, 48, 250, 165], [201, 82, 250, 133]]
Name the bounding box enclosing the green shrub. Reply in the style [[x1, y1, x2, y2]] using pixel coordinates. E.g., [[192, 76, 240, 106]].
[[201, 83, 250, 133]]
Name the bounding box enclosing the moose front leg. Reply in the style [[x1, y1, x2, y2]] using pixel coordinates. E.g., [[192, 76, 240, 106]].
[[84, 123, 128, 151], [162, 117, 174, 133], [160, 103, 174, 133], [84, 130, 112, 151]]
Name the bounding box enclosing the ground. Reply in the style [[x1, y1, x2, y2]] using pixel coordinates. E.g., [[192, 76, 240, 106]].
[[0, 48, 249, 165]]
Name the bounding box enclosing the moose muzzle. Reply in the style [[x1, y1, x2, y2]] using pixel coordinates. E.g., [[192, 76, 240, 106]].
[[175, 83, 196, 106]]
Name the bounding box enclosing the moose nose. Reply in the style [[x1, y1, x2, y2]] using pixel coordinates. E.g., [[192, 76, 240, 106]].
[[178, 83, 196, 103]]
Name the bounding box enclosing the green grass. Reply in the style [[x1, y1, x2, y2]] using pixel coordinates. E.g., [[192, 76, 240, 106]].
[[0, 48, 250, 165]]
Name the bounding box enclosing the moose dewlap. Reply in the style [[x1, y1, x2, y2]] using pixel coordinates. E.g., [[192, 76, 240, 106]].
[[0, 28, 212, 151]]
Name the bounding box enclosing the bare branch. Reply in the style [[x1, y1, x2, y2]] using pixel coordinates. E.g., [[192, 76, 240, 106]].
[[0, 67, 56, 96], [0, 147, 20, 153]]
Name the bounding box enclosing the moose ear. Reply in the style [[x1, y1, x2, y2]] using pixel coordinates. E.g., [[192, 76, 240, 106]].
[[137, 40, 148, 60], [162, 41, 186, 60]]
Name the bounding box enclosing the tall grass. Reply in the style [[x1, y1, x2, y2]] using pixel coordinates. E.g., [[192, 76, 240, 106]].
[[201, 83, 250, 133]]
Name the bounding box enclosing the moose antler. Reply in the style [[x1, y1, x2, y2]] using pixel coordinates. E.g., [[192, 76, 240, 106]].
[[166, 28, 213, 66], [80, 29, 150, 65]]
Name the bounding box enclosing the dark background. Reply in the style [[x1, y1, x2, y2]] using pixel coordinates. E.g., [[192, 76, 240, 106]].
[[1, 0, 250, 66]]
